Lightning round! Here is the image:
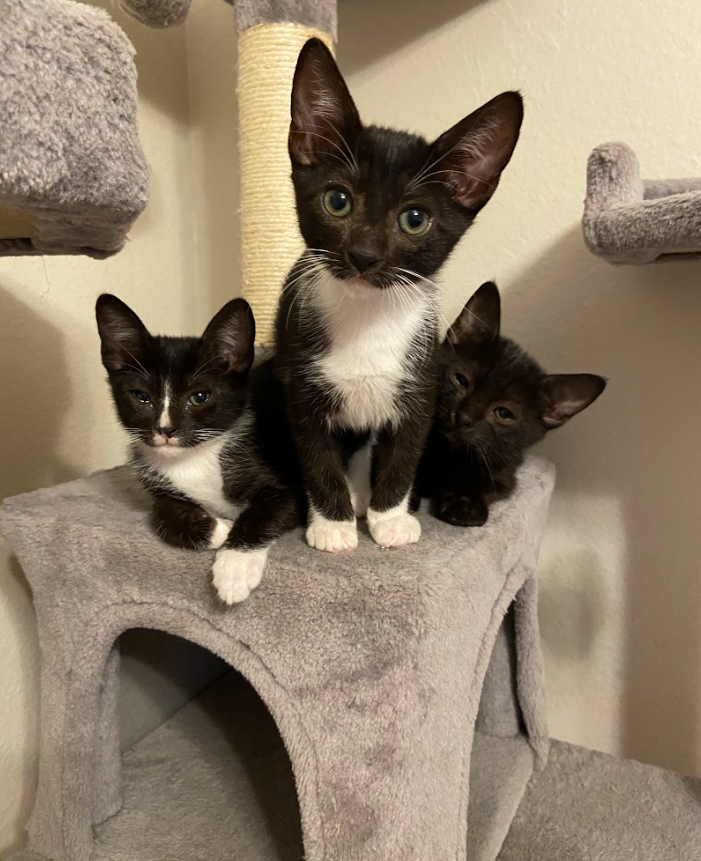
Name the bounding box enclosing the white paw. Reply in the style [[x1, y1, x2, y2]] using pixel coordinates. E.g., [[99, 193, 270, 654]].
[[212, 547, 268, 605], [367, 510, 421, 548], [306, 509, 358, 553], [209, 518, 233, 549]]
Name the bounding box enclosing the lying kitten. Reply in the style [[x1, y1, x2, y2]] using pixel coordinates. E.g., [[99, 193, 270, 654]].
[[96, 295, 304, 604], [416, 281, 606, 527], [277, 38, 524, 553]]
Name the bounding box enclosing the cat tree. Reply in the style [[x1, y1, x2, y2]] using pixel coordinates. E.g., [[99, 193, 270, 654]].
[[3, 1, 701, 859], [2, 458, 554, 861], [583, 142, 701, 264], [0, 0, 149, 257]]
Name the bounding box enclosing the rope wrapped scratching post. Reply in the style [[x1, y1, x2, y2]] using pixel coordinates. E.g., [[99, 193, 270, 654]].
[[234, 2, 337, 345]]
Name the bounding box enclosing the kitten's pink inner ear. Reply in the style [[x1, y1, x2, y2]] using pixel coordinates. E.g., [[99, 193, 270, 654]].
[[432, 92, 523, 212], [96, 296, 151, 372], [448, 281, 501, 345], [203, 299, 256, 375], [289, 39, 361, 166], [541, 374, 606, 428]]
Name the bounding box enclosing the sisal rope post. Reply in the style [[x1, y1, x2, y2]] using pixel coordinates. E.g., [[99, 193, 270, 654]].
[[237, 23, 334, 345]]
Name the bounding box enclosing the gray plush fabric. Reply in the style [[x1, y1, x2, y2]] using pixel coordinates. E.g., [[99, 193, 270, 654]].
[[120, 0, 193, 28], [0, 0, 149, 258], [7, 676, 533, 861], [120, 0, 337, 37], [234, 0, 337, 38], [1, 456, 554, 861], [499, 739, 701, 860], [582, 142, 701, 264]]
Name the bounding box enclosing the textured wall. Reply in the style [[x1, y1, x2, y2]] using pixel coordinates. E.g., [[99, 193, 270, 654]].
[[338, 0, 701, 777]]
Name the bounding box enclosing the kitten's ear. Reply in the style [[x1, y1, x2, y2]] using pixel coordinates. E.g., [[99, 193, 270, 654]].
[[289, 38, 361, 167], [540, 374, 606, 429], [430, 91, 523, 213], [95, 294, 151, 373], [447, 281, 501, 346], [201, 298, 255, 375]]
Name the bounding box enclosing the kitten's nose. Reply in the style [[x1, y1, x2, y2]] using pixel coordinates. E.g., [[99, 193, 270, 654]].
[[455, 410, 474, 429], [348, 249, 380, 273], [157, 426, 176, 438]]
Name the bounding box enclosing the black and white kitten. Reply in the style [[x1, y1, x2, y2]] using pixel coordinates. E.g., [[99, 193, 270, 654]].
[[96, 295, 304, 604], [416, 281, 606, 527], [276, 38, 524, 553]]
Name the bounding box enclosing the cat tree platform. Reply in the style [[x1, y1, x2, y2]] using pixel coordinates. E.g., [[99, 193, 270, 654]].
[[582, 142, 701, 264], [0, 0, 149, 258], [1, 457, 555, 861]]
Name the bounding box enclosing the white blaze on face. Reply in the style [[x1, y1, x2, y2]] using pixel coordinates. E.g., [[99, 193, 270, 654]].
[[158, 384, 172, 430]]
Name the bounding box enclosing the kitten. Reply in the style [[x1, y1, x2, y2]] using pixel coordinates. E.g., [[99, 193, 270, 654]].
[[276, 38, 524, 553], [96, 295, 304, 604], [415, 281, 606, 527]]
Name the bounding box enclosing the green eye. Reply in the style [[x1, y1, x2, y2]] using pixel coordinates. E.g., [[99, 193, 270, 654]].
[[494, 406, 516, 422], [455, 373, 470, 389], [131, 390, 151, 404], [398, 207, 430, 235], [323, 188, 352, 217], [187, 391, 209, 406]]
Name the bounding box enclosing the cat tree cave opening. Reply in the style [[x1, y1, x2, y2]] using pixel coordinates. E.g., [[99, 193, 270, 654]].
[[107, 629, 304, 860]]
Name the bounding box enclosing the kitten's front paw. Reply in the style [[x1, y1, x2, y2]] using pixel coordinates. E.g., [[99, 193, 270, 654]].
[[306, 511, 358, 553], [212, 547, 267, 604], [209, 518, 233, 549], [437, 494, 488, 528], [367, 509, 421, 548]]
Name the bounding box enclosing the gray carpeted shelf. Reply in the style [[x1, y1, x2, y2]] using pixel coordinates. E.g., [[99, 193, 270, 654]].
[[1, 456, 554, 861], [582, 142, 701, 264]]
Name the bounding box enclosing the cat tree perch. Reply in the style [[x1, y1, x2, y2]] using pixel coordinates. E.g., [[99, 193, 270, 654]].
[[583, 142, 701, 264], [2, 458, 554, 861], [0, 0, 149, 258]]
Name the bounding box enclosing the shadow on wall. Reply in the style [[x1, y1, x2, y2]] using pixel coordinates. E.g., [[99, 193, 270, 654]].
[[0, 285, 76, 500], [509, 226, 701, 775], [338, 0, 487, 72]]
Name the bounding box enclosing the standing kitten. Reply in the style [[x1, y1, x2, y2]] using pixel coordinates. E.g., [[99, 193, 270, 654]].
[[96, 295, 304, 604], [416, 281, 606, 526], [276, 38, 524, 553]]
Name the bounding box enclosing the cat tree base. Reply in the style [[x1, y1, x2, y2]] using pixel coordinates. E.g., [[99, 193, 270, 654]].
[[1, 457, 554, 861]]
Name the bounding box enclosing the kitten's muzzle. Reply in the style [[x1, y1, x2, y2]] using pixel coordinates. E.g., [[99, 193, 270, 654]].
[[348, 249, 380, 273], [455, 410, 474, 429], [154, 426, 181, 447]]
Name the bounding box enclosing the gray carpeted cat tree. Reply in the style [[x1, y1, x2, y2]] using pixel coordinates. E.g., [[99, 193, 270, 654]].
[[583, 142, 701, 264], [3, 1, 701, 860]]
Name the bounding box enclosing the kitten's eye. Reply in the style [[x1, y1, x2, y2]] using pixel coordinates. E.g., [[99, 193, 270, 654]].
[[187, 391, 210, 406], [398, 207, 430, 236], [131, 390, 151, 404], [455, 372, 470, 389], [323, 188, 352, 217], [494, 406, 516, 422]]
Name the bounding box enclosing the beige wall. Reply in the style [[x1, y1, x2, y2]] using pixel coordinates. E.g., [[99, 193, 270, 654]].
[[339, 0, 701, 775], [2, 0, 701, 852]]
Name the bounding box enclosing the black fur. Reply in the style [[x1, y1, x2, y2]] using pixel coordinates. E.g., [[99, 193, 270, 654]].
[[96, 295, 305, 553], [416, 281, 606, 527], [277, 39, 524, 530]]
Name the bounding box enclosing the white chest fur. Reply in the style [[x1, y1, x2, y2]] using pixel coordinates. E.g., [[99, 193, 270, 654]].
[[139, 436, 241, 520], [311, 274, 433, 431]]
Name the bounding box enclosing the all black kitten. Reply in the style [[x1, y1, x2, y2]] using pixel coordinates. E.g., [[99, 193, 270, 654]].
[[276, 38, 524, 553], [96, 295, 304, 604], [416, 281, 606, 527]]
